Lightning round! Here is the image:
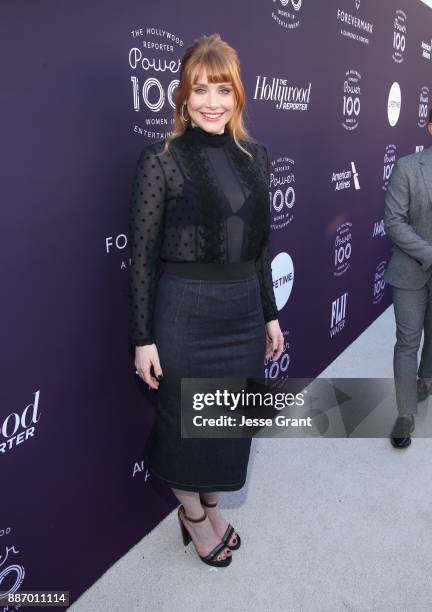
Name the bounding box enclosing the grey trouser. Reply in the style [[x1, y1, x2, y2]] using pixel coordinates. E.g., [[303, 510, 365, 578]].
[[392, 276, 432, 414]]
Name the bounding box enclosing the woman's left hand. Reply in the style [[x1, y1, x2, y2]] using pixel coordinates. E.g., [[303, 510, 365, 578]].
[[265, 319, 284, 361]]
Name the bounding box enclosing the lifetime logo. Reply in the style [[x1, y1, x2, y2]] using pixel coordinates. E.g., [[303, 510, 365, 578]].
[[273, 271, 293, 289]]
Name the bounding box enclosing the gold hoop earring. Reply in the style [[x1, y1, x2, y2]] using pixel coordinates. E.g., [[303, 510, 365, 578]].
[[180, 103, 189, 122]]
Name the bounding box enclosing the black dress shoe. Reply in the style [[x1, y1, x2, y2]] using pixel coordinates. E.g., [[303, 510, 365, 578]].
[[417, 378, 431, 402], [390, 415, 415, 448]]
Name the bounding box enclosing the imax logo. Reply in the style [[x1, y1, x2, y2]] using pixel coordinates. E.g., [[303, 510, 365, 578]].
[[373, 220, 385, 237]]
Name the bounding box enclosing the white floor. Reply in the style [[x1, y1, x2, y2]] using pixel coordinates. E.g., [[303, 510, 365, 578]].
[[70, 305, 432, 612]]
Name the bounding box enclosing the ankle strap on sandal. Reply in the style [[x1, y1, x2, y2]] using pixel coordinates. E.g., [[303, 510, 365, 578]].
[[200, 499, 218, 508], [181, 506, 207, 523]]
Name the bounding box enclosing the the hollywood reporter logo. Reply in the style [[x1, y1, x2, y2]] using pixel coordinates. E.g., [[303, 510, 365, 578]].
[[0, 530, 25, 603], [128, 38, 181, 113], [418, 86, 430, 128], [342, 70, 361, 131], [373, 261, 387, 304], [265, 330, 290, 379], [383, 145, 396, 190], [334, 222, 352, 277], [270, 156, 296, 228], [392, 9, 407, 64], [0, 391, 41, 454], [272, 0, 303, 30], [279, 0, 302, 9]]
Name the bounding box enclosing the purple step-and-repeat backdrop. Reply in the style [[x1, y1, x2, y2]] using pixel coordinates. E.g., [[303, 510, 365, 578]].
[[2, 0, 432, 607]]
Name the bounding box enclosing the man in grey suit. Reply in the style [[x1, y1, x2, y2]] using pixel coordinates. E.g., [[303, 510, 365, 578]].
[[384, 111, 432, 448]]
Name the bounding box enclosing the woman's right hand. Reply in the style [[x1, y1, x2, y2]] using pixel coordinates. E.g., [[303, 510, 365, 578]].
[[135, 344, 164, 390]]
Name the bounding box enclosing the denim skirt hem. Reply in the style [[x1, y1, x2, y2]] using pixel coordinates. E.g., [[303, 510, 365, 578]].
[[145, 465, 247, 493]]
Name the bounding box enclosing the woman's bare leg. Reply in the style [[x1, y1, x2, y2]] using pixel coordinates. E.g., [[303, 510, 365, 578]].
[[171, 488, 232, 561], [199, 491, 238, 547]]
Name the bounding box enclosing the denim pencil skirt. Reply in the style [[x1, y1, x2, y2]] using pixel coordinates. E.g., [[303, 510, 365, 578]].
[[142, 259, 267, 492]]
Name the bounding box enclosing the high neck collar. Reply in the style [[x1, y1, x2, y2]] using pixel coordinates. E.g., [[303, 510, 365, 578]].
[[184, 121, 231, 147]]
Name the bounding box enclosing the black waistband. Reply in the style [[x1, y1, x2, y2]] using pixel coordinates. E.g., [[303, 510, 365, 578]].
[[161, 259, 256, 280]]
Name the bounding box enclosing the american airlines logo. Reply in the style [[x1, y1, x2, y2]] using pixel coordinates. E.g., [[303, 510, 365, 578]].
[[331, 161, 360, 191], [421, 39, 432, 60], [330, 292, 348, 337]]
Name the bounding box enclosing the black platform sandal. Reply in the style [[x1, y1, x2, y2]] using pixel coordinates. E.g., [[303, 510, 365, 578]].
[[199, 498, 241, 550], [177, 505, 232, 567]]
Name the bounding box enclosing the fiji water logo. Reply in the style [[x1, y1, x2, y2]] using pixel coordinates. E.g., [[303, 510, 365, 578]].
[[330, 292, 348, 338]]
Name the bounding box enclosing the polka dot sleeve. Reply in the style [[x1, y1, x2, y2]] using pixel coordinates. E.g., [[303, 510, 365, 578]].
[[127, 144, 167, 347], [255, 145, 279, 324]]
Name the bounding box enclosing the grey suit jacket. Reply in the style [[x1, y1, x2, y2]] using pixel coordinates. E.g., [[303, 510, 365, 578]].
[[384, 144, 432, 289]]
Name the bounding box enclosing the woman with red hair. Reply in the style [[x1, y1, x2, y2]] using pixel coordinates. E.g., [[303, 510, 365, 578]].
[[128, 33, 283, 568]]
